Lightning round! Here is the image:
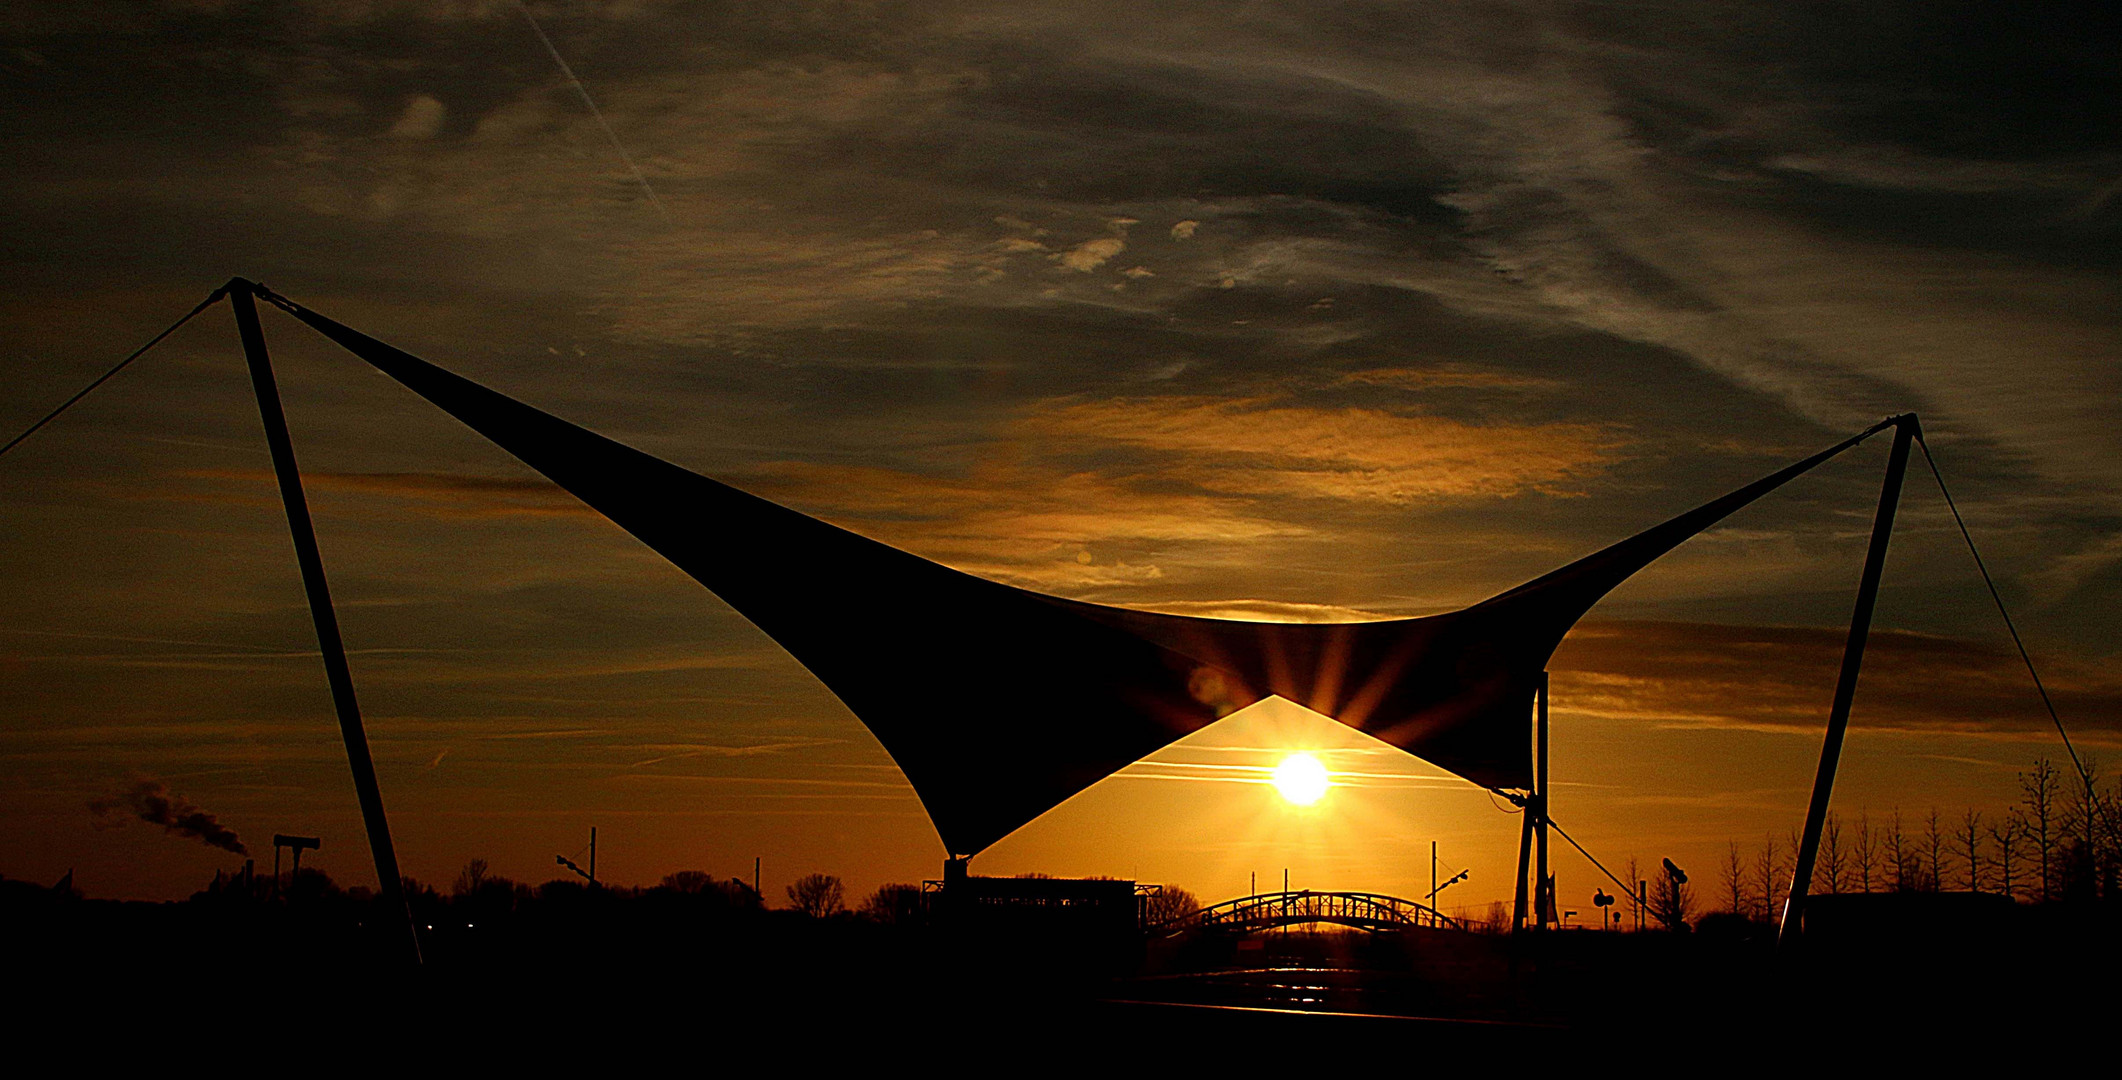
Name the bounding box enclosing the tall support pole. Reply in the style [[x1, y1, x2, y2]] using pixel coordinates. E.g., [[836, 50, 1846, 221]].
[[1512, 796, 1533, 932], [1779, 415, 1917, 947], [1536, 672, 1550, 932], [1511, 675, 1545, 934], [229, 279, 421, 965]]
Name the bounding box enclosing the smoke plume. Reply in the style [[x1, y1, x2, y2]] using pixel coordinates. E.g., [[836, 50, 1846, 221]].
[[89, 778, 248, 856]]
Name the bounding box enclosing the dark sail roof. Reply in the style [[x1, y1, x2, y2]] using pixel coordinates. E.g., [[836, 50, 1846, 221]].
[[270, 290, 1888, 855]]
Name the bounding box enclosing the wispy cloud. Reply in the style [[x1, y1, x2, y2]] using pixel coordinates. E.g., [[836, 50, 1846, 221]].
[[1023, 396, 1623, 502], [627, 737, 842, 767], [1129, 599, 1400, 623], [1552, 620, 2122, 739], [750, 457, 1305, 591], [168, 469, 593, 520]]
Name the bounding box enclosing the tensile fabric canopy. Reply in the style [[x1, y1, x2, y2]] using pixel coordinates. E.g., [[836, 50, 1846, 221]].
[[268, 291, 1888, 855]]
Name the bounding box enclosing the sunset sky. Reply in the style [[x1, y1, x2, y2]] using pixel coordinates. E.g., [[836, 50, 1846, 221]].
[[3, 2, 2117, 915]]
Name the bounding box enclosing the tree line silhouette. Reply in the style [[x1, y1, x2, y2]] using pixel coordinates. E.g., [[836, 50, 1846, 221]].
[[30, 754, 2111, 948], [1705, 756, 2120, 928]]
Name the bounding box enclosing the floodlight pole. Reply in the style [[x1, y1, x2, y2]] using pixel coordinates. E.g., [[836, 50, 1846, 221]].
[[1779, 414, 1917, 947], [229, 279, 422, 965]]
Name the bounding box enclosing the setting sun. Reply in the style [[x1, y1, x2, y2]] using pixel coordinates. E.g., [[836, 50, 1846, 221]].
[[1270, 753, 1331, 806]]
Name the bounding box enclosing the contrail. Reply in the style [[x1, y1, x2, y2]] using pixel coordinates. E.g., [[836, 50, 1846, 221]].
[[515, 1, 673, 225]]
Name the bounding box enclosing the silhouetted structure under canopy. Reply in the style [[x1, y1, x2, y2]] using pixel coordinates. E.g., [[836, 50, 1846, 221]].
[[261, 288, 1896, 856]]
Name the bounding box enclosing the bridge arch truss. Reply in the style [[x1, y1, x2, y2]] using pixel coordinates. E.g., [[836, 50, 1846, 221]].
[[1156, 890, 1461, 936]]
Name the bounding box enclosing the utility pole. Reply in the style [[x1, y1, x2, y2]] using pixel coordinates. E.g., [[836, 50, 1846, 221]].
[[554, 827, 599, 885], [1430, 840, 1437, 925]]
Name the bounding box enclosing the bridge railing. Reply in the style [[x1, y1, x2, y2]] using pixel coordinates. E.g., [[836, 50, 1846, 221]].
[[1149, 889, 1461, 935]]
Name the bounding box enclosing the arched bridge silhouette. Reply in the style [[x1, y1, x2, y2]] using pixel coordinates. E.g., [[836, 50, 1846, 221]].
[[1155, 890, 1461, 937]]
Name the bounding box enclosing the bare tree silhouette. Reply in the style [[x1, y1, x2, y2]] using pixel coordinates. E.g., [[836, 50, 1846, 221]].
[[2058, 755, 2115, 900], [1721, 842, 1745, 916], [2022, 759, 2060, 903], [859, 883, 923, 925], [1855, 810, 1878, 893], [451, 857, 522, 916], [453, 858, 490, 898], [1818, 813, 1847, 895], [661, 870, 714, 894], [1479, 900, 1511, 934], [1956, 809, 1984, 892], [2088, 765, 2122, 898], [1750, 835, 1781, 921], [786, 873, 845, 918], [1886, 810, 1913, 892], [1989, 811, 2027, 900], [1923, 808, 1947, 894], [1141, 884, 1199, 927]]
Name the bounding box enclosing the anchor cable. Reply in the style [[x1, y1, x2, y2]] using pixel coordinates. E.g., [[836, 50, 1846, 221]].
[[0, 287, 228, 462], [1545, 815, 1640, 905], [1915, 435, 2099, 800]]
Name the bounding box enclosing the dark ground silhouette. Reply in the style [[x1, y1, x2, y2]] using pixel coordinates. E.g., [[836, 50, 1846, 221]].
[[5, 865, 2116, 1061]]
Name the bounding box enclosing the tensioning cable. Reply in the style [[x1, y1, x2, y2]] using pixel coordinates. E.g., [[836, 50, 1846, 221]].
[[0, 287, 229, 461], [1914, 435, 2092, 789], [1545, 814, 1641, 904]]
